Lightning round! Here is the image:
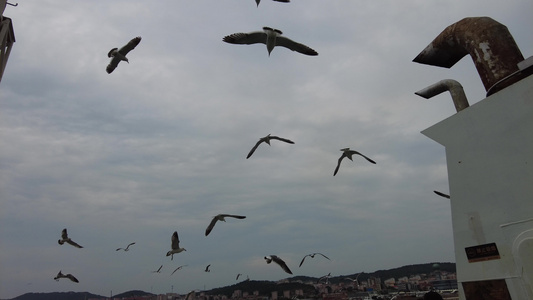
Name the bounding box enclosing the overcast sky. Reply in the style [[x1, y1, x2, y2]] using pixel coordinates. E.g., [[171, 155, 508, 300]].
[[0, 0, 532, 298]]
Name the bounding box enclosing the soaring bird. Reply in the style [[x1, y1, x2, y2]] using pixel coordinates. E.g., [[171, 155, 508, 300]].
[[151, 265, 163, 273], [54, 271, 79, 283], [246, 134, 295, 159], [106, 36, 142, 74], [166, 231, 186, 260], [434, 190, 451, 199], [116, 242, 136, 251], [236, 273, 242, 280], [171, 265, 187, 276], [184, 290, 196, 300], [57, 228, 83, 248], [264, 255, 293, 274], [317, 272, 331, 284], [205, 214, 246, 236], [255, 0, 290, 6], [204, 264, 211, 272], [223, 27, 318, 56], [333, 148, 376, 176], [299, 252, 331, 267]]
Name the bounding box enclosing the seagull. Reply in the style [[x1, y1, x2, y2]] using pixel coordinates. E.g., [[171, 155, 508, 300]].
[[223, 27, 318, 56], [255, 0, 290, 6], [151, 265, 163, 273], [317, 272, 331, 284], [299, 252, 331, 267], [171, 265, 187, 276], [204, 264, 211, 272], [333, 148, 376, 176], [205, 214, 247, 236], [264, 255, 293, 274], [106, 36, 142, 74], [54, 271, 79, 283], [246, 134, 295, 159], [57, 228, 83, 248], [166, 231, 186, 260], [434, 190, 451, 199], [116, 242, 136, 251], [236, 273, 242, 280], [184, 290, 195, 300]]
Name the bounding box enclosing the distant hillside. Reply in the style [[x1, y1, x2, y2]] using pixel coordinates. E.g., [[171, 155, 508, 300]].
[[112, 290, 154, 298], [11, 291, 105, 300]]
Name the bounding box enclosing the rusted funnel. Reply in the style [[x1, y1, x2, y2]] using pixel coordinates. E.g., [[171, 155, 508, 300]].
[[413, 17, 524, 93]]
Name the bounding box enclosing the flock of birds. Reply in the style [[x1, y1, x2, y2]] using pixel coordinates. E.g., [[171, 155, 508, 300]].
[[55, 225, 332, 283], [56, 0, 378, 292]]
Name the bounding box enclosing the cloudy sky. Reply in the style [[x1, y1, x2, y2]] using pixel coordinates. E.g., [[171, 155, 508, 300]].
[[1, 0, 532, 298]]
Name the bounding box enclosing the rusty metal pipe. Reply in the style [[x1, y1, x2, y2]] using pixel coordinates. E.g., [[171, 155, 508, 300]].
[[413, 17, 524, 93], [415, 79, 469, 112]]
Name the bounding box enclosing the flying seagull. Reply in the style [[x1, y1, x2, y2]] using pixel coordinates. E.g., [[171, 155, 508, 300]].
[[264, 255, 293, 274], [299, 252, 331, 267], [204, 264, 211, 272], [434, 190, 451, 199], [54, 271, 79, 283], [106, 36, 142, 74], [236, 273, 242, 280], [184, 290, 195, 300], [166, 231, 186, 260], [317, 272, 331, 284], [223, 27, 318, 56], [151, 265, 163, 273], [171, 265, 188, 276], [334, 148, 376, 176], [205, 214, 247, 236], [116, 242, 136, 251], [255, 0, 290, 6], [58, 228, 83, 248], [247, 134, 295, 159]]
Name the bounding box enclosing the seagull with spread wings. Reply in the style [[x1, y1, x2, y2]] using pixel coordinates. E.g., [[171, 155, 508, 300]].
[[299, 252, 331, 267], [106, 36, 142, 74], [334, 148, 376, 176], [223, 27, 318, 56], [246, 134, 294, 159], [151, 265, 163, 273], [205, 214, 246, 236], [116, 242, 136, 251], [54, 271, 79, 283], [264, 255, 293, 274], [171, 265, 187, 276], [166, 231, 186, 260], [58, 228, 83, 248]]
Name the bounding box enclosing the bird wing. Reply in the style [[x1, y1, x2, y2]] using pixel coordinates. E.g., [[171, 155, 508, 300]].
[[61, 229, 68, 240], [246, 139, 264, 159], [171, 231, 180, 249], [118, 36, 142, 56], [185, 291, 195, 300], [434, 190, 450, 198], [205, 217, 219, 236], [299, 254, 310, 267], [236, 274, 241, 280], [66, 274, 79, 283], [316, 252, 331, 260], [66, 239, 83, 248], [223, 31, 267, 45], [275, 36, 318, 56], [171, 267, 180, 275], [272, 255, 293, 274], [116, 248, 123, 251], [223, 214, 246, 219], [353, 151, 376, 164], [273, 0, 290, 2], [333, 154, 346, 176], [205, 264, 210, 271], [106, 56, 121, 74], [270, 136, 295, 144]]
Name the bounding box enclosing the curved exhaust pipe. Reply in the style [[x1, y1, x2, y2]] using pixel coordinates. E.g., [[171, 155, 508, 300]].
[[415, 79, 469, 112], [413, 17, 524, 94]]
